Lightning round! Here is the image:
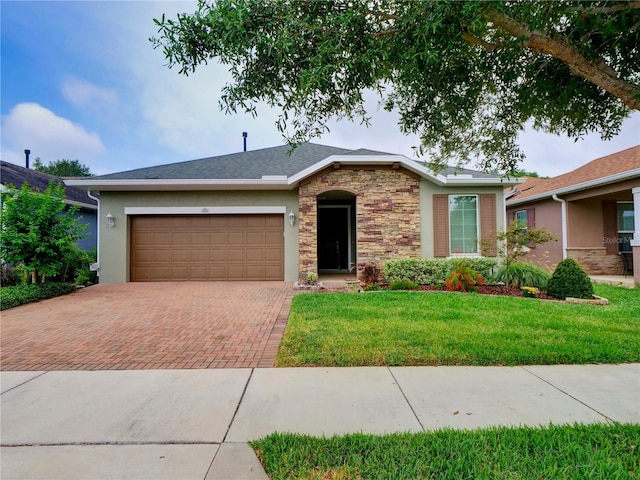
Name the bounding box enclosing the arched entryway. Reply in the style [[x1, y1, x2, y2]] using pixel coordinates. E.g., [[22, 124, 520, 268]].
[[317, 191, 356, 273]]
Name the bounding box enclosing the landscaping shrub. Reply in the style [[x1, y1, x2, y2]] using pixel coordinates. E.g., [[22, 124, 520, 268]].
[[445, 264, 484, 292], [51, 247, 98, 285], [546, 258, 594, 300], [389, 279, 419, 290], [360, 263, 381, 286], [1, 264, 19, 287], [0, 283, 77, 310], [383, 258, 497, 285], [495, 261, 551, 289]]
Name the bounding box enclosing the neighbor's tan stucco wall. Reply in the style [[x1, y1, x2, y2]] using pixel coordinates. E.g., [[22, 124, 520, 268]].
[[97, 190, 299, 283], [421, 183, 507, 259], [507, 198, 563, 268]]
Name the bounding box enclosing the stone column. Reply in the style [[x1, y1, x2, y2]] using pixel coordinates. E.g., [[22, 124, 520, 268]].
[[631, 187, 640, 286]]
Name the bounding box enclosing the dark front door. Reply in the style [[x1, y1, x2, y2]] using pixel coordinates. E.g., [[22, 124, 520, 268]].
[[318, 207, 349, 270]]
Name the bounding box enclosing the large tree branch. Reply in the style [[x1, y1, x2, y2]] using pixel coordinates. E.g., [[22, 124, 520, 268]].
[[566, 1, 640, 15], [488, 9, 640, 111]]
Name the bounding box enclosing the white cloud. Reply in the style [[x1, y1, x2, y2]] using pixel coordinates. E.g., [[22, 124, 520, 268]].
[[517, 113, 640, 177], [61, 76, 118, 108], [1, 103, 106, 166]]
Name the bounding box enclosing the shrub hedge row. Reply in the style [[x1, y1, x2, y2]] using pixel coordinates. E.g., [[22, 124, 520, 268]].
[[383, 258, 498, 285], [0, 283, 77, 310]]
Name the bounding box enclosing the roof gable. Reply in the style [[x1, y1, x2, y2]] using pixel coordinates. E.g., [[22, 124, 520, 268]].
[[507, 145, 640, 204]]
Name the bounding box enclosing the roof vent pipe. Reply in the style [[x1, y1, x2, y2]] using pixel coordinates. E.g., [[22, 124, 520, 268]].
[[242, 132, 247, 152], [24, 149, 31, 169]]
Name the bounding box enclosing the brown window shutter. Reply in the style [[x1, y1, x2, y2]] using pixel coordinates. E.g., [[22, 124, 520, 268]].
[[480, 194, 497, 257], [433, 194, 449, 257], [602, 201, 618, 255], [507, 210, 515, 225], [526, 208, 535, 228]]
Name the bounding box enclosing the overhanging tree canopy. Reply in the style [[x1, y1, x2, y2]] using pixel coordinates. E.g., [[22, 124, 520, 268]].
[[151, 0, 640, 173]]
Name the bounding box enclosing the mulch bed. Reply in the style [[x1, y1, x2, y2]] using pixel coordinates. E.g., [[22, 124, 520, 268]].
[[419, 284, 557, 300]]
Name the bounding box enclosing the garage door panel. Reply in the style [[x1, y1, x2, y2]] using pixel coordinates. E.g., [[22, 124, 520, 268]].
[[190, 249, 209, 262], [171, 248, 190, 262], [131, 214, 283, 281], [227, 248, 245, 261], [152, 232, 171, 246], [210, 231, 227, 244], [246, 249, 265, 261]]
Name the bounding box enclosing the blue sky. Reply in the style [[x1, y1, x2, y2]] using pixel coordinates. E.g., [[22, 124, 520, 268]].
[[2, 1, 638, 177]]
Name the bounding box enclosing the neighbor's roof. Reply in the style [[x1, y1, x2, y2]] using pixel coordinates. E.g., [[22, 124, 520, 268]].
[[0, 161, 97, 208], [67, 143, 519, 191], [506, 145, 640, 206]]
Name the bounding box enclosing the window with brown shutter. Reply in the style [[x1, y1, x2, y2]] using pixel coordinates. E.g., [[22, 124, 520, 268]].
[[433, 194, 449, 257], [480, 194, 497, 257]]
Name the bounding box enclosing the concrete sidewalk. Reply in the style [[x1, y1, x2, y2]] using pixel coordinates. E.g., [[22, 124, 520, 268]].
[[1, 364, 639, 479]]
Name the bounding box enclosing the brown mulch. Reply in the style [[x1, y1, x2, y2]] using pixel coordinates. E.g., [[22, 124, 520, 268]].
[[419, 284, 557, 300]]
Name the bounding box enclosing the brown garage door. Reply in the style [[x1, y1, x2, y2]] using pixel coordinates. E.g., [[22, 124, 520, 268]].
[[131, 215, 284, 281]]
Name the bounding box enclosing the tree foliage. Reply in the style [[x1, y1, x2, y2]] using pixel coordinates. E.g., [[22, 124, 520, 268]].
[[0, 182, 87, 283], [34, 158, 92, 177], [152, 0, 640, 174]]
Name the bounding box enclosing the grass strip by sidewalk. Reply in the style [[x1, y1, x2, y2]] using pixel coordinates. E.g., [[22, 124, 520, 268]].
[[276, 284, 640, 367], [251, 423, 639, 480]]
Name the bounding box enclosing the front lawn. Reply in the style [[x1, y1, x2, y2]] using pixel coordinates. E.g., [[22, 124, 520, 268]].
[[251, 423, 639, 480], [276, 284, 640, 367]]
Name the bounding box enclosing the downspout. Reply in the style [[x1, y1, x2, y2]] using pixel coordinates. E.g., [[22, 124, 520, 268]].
[[87, 191, 100, 280], [552, 194, 567, 260]]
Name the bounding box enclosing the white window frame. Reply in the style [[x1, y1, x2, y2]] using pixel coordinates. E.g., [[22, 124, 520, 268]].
[[448, 194, 480, 257], [515, 210, 528, 229], [617, 201, 634, 252]]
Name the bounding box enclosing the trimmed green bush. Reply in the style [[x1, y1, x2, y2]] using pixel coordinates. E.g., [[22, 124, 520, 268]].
[[383, 258, 497, 285], [0, 283, 77, 310], [546, 258, 594, 300], [389, 280, 419, 290], [495, 261, 551, 289]]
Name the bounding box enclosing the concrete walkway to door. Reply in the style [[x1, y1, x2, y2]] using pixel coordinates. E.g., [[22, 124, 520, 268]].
[[0, 282, 293, 371]]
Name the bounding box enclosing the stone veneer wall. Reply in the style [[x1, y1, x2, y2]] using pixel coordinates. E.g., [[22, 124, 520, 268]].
[[298, 166, 421, 275], [567, 247, 623, 275]]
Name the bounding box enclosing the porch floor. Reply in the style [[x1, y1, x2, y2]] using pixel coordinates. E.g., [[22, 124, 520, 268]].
[[590, 275, 636, 288]]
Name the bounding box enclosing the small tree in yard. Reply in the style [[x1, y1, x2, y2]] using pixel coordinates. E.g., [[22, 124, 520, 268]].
[[1, 182, 87, 284], [485, 220, 556, 287]]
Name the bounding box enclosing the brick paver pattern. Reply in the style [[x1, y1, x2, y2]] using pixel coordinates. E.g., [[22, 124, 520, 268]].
[[1, 282, 294, 371]]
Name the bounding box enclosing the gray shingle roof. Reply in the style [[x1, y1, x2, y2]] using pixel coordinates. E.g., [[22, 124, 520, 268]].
[[0, 161, 97, 207], [74, 143, 507, 185], [92, 143, 355, 180]]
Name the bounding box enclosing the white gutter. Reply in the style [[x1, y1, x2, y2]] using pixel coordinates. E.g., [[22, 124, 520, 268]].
[[552, 194, 567, 259], [87, 191, 100, 278], [508, 168, 640, 206]]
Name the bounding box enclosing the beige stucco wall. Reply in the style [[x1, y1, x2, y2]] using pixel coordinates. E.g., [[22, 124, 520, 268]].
[[97, 190, 299, 283], [421, 182, 507, 259]]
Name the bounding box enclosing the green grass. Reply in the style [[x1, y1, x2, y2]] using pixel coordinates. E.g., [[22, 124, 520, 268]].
[[276, 284, 640, 366], [251, 423, 640, 480]]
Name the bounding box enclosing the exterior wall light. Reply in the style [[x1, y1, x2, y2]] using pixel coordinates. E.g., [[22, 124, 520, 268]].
[[289, 211, 296, 226], [106, 213, 115, 228]]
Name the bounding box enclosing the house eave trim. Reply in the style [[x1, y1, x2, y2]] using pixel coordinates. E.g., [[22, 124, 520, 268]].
[[507, 169, 640, 206], [124, 206, 287, 215], [65, 179, 292, 191]]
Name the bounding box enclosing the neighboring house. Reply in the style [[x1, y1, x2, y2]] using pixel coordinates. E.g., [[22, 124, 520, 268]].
[[67, 143, 519, 283], [0, 161, 98, 251], [505, 145, 639, 285]]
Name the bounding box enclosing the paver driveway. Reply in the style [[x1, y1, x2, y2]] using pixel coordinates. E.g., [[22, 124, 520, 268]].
[[0, 282, 293, 370]]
